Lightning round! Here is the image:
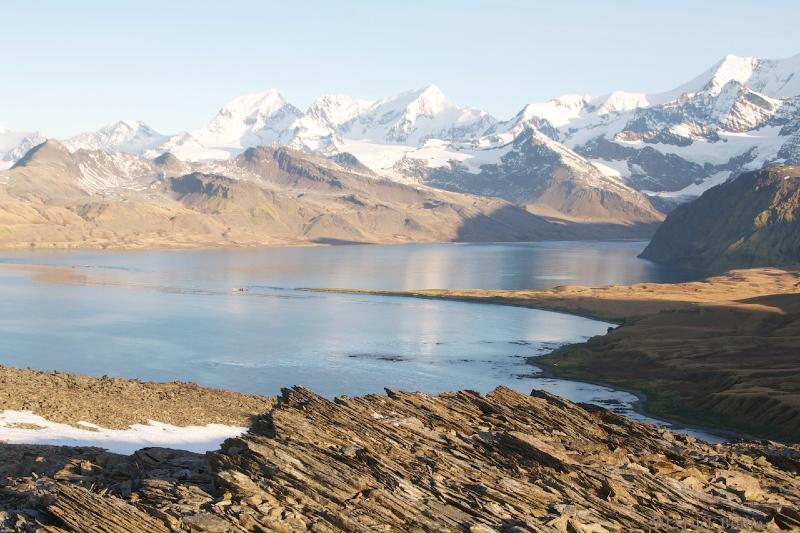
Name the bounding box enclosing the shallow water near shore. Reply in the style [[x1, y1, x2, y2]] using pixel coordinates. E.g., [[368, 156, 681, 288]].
[[0, 241, 720, 441]]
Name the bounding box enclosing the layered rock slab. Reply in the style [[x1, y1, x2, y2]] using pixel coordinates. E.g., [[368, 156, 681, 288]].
[[2, 386, 800, 531]]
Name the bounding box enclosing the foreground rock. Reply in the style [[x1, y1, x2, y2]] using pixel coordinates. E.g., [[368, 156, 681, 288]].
[[310, 268, 800, 442], [2, 386, 800, 531]]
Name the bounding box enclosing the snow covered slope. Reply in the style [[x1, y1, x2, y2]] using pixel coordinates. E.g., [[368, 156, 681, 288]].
[[157, 85, 497, 173], [159, 90, 303, 161], [522, 53, 800, 199], [64, 120, 167, 155]]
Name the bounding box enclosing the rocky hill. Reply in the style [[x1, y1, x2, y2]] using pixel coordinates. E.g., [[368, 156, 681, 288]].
[[2, 140, 645, 249], [2, 384, 799, 531], [640, 165, 800, 272], [422, 127, 663, 225]]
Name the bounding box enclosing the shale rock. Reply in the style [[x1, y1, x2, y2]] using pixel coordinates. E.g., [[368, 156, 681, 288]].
[[1, 386, 799, 531]]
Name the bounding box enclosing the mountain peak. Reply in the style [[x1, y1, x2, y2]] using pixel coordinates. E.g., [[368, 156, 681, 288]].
[[27, 138, 65, 153], [417, 83, 444, 97], [705, 54, 760, 94], [407, 84, 449, 114], [307, 94, 374, 127], [114, 119, 149, 130], [12, 139, 70, 168], [219, 89, 287, 117], [63, 120, 165, 155], [192, 88, 302, 150]]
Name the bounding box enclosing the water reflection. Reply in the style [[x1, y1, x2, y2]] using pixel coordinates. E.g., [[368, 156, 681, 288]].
[[0, 242, 719, 441], [0, 241, 701, 292]]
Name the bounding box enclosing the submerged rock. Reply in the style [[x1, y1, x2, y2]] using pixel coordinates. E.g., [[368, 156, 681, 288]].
[[1, 386, 799, 531]]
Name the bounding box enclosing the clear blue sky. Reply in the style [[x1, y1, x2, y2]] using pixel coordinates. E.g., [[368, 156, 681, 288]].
[[2, 0, 799, 137]]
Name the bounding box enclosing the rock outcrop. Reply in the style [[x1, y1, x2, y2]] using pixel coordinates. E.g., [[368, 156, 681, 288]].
[[2, 386, 799, 531]]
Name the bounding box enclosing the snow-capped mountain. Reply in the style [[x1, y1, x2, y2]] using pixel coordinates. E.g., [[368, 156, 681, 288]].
[[521, 53, 800, 199], [160, 89, 303, 161], [674, 53, 800, 99], [336, 84, 496, 145], [279, 95, 374, 153], [5, 51, 800, 214], [316, 85, 498, 175], [417, 126, 662, 225], [64, 120, 168, 155], [145, 85, 501, 181], [0, 127, 46, 167]]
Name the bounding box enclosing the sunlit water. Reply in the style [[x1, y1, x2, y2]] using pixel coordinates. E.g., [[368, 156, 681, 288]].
[[0, 241, 720, 440]]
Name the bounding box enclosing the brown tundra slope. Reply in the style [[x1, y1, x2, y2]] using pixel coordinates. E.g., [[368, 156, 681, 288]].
[[0, 140, 657, 250], [1, 385, 800, 531]]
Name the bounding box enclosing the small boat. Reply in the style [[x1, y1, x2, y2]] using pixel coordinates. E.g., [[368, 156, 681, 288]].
[[231, 287, 249, 293]]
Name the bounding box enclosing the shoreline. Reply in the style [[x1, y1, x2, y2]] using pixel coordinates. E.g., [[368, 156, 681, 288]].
[[304, 267, 800, 442], [0, 237, 655, 253], [531, 362, 748, 442], [302, 287, 630, 324], [2, 262, 794, 442]]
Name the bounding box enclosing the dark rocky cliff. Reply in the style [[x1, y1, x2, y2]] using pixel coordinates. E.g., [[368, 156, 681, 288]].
[[641, 165, 800, 272]]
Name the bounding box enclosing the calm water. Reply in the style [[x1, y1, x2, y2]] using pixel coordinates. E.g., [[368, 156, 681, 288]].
[[0, 241, 717, 439]]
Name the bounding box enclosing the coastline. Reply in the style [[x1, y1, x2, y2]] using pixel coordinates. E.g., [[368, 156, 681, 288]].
[[308, 288, 739, 441], [531, 362, 749, 442], [0, 236, 656, 253], [305, 267, 800, 442]]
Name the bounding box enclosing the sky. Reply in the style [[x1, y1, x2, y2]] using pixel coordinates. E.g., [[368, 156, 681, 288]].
[[2, 0, 799, 137]]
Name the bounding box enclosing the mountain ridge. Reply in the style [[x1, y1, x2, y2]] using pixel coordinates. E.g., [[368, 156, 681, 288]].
[[0, 138, 654, 250], [5, 52, 799, 226]]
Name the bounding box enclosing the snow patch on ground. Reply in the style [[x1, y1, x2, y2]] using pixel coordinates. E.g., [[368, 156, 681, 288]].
[[0, 410, 246, 455]]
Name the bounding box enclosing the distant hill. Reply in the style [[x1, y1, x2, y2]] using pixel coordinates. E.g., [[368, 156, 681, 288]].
[[0, 140, 651, 249], [640, 165, 800, 271]]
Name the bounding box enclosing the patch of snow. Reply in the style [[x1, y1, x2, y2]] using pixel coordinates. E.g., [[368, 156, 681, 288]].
[[615, 125, 787, 167], [644, 171, 733, 199], [0, 410, 246, 455], [336, 139, 418, 174], [589, 159, 629, 178]]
